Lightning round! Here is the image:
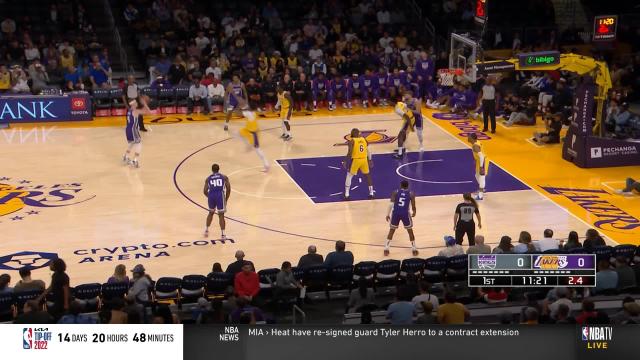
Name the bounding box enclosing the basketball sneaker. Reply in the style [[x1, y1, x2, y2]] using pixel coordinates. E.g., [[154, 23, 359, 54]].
[[221, 234, 226, 239], [280, 133, 287, 138], [204, 229, 209, 237], [122, 155, 129, 164], [412, 249, 419, 256], [342, 102, 348, 109], [284, 135, 293, 141], [131, 159, 140, 168], [313, 105, 318, 112], [224, 125, 228, 131], [384, 249, 390, 256]]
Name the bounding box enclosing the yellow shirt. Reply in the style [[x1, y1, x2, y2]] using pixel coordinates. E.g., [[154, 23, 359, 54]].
[[472, 141, 484, 163], [245, 118, 258, 133], [396, 102, 415, 131], [351, 137, 368, 159], [286, 57, 298, 69], [0, 71, 10, 90], [60, 54, 74, 70], [278, 93, 291, 110], [437, 303, 466, 324]]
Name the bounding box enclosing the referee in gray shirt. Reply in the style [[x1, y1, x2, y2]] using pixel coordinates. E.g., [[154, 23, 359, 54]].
[[453, 193, 482, 246], [479, 77, 496, 133]]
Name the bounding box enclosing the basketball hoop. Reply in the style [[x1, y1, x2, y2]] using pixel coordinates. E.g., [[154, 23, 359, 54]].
[[437, 68, 464, 87]]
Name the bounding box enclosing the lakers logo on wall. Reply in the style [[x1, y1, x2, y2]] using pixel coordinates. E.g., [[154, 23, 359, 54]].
[[0, 177, 95, 222], [334, 129, 397, 146]]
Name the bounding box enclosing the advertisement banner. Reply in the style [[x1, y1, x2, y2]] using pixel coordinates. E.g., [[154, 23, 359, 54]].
[[0, 94, 92, 123], [571, 82, 595, 136], [563, 126, 640, 168]]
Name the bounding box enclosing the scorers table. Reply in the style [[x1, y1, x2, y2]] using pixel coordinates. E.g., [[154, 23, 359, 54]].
[[468, 254, 596, 287]]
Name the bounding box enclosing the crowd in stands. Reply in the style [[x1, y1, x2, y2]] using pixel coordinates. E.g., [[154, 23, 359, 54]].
[[0, 1, 114, 95], [2, 227, 640, 325]]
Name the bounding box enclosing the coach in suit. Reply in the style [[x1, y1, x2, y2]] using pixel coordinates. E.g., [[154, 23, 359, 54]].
[[297, 245, 324, 268]]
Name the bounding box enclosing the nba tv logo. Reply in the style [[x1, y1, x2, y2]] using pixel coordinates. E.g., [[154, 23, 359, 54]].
[[582, 326, 612, 350], [590, 147, 602, 158]]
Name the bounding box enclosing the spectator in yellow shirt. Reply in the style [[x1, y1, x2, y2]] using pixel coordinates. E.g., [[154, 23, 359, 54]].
[[60, 48, 75, 71], [0, 65, 11, 92], [437, 292, 470, 324], [395, 31, 408, 49]]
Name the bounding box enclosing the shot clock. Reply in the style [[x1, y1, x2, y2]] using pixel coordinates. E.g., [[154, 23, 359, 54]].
[[593, 15, 618, 41], [468, 254, 596, 287]]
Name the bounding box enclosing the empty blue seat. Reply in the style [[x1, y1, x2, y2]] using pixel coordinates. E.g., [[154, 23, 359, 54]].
[[303, 265, 328, 291], [613, 245, 637, 262], [290, 267, 305, 282], [13, 289, 43, 310], [101, 282, 129, 300], [591, 246, 613, 261], [375, 259, 400, 287], [206, 272, 233, 298], [154, 277, 182, 303], [446, 255, 468, 282], [181, 275, 207, 300], [0, 292, 14, 321], [327, 264, 353, 290], [353, 261, 376, 287], [423, 256, 448, 283], [401, 258, 424, 278]]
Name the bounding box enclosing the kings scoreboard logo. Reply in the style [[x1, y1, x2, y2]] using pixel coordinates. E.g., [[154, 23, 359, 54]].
[[23, 327, 52, 350], [477, 255, 497, 269], [0, 178, 95, 223], [533, 255, 568, 269], [582, 326, 613, 350], [334, 129, 397, 146]]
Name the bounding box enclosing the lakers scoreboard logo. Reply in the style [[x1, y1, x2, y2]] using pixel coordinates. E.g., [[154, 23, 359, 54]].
[[334, 129, 397, 146], [533, 255, 568, 269], [0, 178, 95, 222], [582, 326, 612, 350]]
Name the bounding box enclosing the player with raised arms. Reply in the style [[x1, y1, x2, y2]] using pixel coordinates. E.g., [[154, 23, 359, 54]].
[[275, 86, 294, 141], [402, 91, 424, 151], [203, 163, 231, 239], [384, 180, 418, 256], [123, 95, 151, 168], [342, 128, 374, 200], [224, 73, 248, 131], [392, 101, 416, 158], [237, 108, 270, 172], [468, 133, 488, 200]]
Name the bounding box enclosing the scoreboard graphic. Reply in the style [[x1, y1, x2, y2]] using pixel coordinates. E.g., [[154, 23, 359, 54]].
[[468, 254, 596, 287]]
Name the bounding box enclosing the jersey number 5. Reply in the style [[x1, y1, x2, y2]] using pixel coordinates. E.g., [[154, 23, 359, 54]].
[[398, 197, 405, 207]]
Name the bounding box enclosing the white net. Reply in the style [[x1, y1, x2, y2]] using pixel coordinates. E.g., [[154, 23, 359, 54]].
[[437, 69, 463, 87]]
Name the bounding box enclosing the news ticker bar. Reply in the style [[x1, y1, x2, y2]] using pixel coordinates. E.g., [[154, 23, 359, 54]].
[[4, 324, 637, 360]]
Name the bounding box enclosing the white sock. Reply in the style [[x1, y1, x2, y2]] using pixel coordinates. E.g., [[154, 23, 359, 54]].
[[256, 148, 268, 167], [397, 147, 403, 155], [221, 229, 225, 236], [384, 239, 391, 251], [417, 129, 423, 146], [345, 173, 353, 197], [411, 241, 416, 251], [368, 185, 374, 195], [478, 190, 484, 199]]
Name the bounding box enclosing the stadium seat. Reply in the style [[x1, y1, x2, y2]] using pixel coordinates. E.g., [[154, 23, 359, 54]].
[[303, 265, 329, 300], [400, 258, 425, 279], [542, 249, 568, 254], [327, 264, 353, 299], [446, 254, 469, 282], [353, 261, 376, 287], [568, 247, 589, 254], [101, 282, 130, 300], [175, 85, 191, 113], [0, 292, 14, 321], [375, 259, 400, 293], [613, 244, 637, 262], [257, 268, 280, 298], [93, 89, 112, 116], [154, 277, 182, 304], [423, 256, 448, 284], [180, 275, 207, 302], [290, 267, 305, 282], [591, 246, 614, 261], [205, 272, 234, 299], [13, 290, 43, 313], [110, 88, 127, 115], [141, 86, 159, 113], [73, 283, 102, 311], [158, 87, 177, 114]]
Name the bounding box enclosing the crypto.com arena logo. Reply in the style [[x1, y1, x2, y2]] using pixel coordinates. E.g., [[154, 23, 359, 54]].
[[0, 251, 59, 271], [0, 178, 95, 222]]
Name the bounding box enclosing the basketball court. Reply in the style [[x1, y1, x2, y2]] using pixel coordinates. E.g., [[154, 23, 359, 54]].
[[1, 107, 638, 284]]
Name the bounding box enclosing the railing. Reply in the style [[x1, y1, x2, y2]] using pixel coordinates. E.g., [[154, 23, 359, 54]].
[[403, 0, 438, 49], [292, 305, 306, 324], [101, 0, 130, 74]]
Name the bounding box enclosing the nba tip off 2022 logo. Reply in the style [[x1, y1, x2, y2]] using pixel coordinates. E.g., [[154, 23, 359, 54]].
[[0, 177, 95, 224]]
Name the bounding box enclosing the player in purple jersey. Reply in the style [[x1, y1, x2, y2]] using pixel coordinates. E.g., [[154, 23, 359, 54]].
[[311, 72, 329, 111], [349, 73, 362, 107], [328, 74, 351, 110], [224, 74, 249, 131], [387, 68, 407, 102], [203, 163, 231, 238], [376, 67, 389, 106], [385, 180, 417, 256], [415, 51, 435, 100], [360, 69, 379, 108], [123, 96, 151, 168]]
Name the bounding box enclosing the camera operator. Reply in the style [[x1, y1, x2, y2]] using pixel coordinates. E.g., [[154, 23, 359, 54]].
[[533, 113, 562, 144]]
